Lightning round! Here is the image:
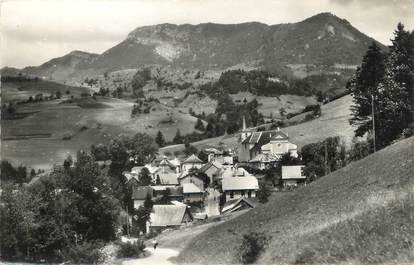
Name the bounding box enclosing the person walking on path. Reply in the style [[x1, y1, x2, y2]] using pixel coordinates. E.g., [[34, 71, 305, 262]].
[[153, 239, 159, 250]]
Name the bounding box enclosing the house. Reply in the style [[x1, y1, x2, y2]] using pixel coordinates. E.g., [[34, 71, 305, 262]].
[[178, 173, 206, 191], [221, 197, 255, 214], [220, 166, 253, 179], [124, 171, 140, 187], [260, 129, 298, 157], [249, 153, 281, 170], [150, 185, 184, 202], [155, 172, 179, 186], [132, 186, 153, 209], [238, 127, 297, 163], [282, 165, 306, 187], [222, 171, 259, 201], [148, 204, 193, 233], [199, 161, 223, 184], [182, 183, 205, 203], [158, 156, 180, 174], [181, 154, 204, 172]]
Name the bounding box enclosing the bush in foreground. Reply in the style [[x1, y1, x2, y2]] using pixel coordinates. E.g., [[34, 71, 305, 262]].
[[117, 240, 146, 258], [238, 232, 270, 264], [63, 241, 104, 264]]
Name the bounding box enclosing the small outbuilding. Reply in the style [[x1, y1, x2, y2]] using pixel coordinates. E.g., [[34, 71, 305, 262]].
[[282, 165, 306, 187], [182, 183, 205, 203], [148, 204, 193, 233]]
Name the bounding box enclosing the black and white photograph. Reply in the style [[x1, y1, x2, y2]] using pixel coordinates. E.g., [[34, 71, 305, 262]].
[[1, 0, 413, 264]]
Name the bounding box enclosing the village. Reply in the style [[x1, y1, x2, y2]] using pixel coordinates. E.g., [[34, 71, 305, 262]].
[[2, 3, 413, 264], [122, 117, 306, 234]]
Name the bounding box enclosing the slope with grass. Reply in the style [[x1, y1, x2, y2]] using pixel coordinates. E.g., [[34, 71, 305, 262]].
[[1, 79, 91, 103], [1, 97, 200, 169], [176, 136, 414, 264], [160, 94, 353, 156]]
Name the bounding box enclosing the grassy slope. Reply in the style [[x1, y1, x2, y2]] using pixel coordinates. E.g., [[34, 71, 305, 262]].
[[1, 96, 201, 169], [160, 95, 353, 155], [1, 80, 91, 103], [176, 136, 414, 264]]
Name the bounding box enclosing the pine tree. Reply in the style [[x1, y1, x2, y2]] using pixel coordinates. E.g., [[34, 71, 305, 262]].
[[155, 130, 166, 147], [139, 168, 152, 186], [388, 23, 414, 129], [195, 118, 205, 131], [375, 66, 410, 147], [348, 42, 385, 142]]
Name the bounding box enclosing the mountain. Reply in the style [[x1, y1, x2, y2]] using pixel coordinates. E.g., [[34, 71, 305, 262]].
[[176, 136, 414, 264], [3, 13, 384, 83], [91, 13, 382, 72], [10, 50, 99, 82]]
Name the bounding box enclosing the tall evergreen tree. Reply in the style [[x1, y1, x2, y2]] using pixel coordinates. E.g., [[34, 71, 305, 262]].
[[195, 118, 205, 131], [348, 42, 385, 144], [155, 130, 166, 147], [388, 23, 414, 129]]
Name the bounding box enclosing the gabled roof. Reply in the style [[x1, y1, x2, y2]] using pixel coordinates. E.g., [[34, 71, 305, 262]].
[[249, 153, 282, 163], [182, 183, 204, 194], [242, 129, 289, 145], [124, 173, 139, 184], [131, 186, 153, 200], [199, 161, 222, 173], [282, 165, 306, 179], [157, 172, 179, 185], [269, 130, 289, 141], [221, 197, 255, 214], [169, 157, 182, 167], [182, 154, 203, 164], [131, 166, 144, 175], [159, 157, 176, 168], [150, 205, 192, 227], [222, 176, 259, 191]]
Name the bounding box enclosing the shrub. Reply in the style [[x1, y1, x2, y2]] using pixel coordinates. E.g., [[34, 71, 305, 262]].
[[238, 232, 270, 264], [63, 241, 104, 264], [117, 240, 146, 258], [257, 182, 271, 203]]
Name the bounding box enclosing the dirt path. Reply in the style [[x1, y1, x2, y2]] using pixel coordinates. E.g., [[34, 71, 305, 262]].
[[122, 248, 179, 265]]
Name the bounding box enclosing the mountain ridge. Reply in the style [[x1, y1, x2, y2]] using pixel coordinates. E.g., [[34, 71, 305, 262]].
[[2, 12, 385, 84]]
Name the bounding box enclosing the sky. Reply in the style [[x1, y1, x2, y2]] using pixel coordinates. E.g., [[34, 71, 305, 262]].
[[1, 0, 413, 68]]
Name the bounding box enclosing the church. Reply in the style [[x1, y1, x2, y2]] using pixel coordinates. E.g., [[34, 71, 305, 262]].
[[238, 117, 298, 169]]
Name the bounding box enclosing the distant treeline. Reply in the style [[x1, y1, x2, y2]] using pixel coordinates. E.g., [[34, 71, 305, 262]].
[[199, 69, 318, 98], [1, 75, 40, 82]]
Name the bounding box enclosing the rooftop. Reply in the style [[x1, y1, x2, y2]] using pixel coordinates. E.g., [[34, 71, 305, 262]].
[[183, 183, 204, 194], [182, 154, 204, 164], [150, 204, 191, 227], [222, 175, 259, 191]]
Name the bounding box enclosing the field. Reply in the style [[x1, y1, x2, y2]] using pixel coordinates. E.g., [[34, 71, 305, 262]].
[[1, 95, 201, 169], [1, 79, 91, 103], [176, 136, 414, 264], [230, 92, 317, 119], [160, 94, 354, 155]]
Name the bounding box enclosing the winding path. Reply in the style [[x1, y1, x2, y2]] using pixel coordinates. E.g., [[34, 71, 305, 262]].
[[122, 248, 178, 265]]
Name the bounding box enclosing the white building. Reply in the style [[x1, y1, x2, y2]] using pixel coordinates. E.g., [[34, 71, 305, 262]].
[[282, 165, 306, 187], [221, 167, 259, 200]]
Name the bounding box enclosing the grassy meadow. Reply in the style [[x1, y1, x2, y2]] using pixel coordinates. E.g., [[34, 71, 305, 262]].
[[160, 94, 354, 155], [1, 92, 200, 169], [176, 136, 414, 264]]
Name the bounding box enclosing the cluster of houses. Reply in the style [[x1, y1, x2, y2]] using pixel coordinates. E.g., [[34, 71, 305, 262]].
[[124, 120, 306, 233]]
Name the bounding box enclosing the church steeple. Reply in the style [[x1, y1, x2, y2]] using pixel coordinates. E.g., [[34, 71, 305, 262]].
[[240, 115, 251, 142]]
